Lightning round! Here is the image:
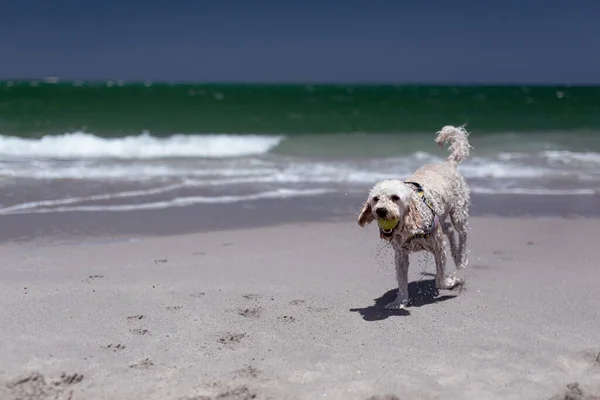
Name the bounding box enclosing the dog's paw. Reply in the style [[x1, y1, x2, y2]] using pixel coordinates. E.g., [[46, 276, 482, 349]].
[[384, 299, 409, 310], [437, 275, 464, 290]]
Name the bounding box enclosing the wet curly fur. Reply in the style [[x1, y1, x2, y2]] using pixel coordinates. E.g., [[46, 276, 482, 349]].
[[357, 125, 472, 309]]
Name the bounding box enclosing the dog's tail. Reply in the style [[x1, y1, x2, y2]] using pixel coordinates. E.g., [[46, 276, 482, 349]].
[[435, 125, 472, 165]]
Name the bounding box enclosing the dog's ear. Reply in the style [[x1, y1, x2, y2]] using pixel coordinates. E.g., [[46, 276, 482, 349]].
[[402, 196, 424, 233], [357, 200, 374, 227]]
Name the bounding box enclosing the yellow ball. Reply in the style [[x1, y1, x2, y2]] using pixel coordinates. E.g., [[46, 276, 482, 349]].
[[377, 218, 399, 231]]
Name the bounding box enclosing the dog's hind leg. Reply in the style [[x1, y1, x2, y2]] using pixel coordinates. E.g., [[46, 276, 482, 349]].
[[442, 221, 459, 265], [433, 239, 462, 290], [450, 208, 469, 269]]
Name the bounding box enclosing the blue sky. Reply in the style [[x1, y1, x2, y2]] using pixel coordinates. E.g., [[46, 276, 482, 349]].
[[1, 0, 598, 83]]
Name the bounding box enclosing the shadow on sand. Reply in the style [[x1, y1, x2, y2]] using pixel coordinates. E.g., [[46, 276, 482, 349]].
[[350, 278, 459, 321]]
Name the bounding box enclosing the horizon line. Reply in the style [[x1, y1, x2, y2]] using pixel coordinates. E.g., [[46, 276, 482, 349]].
[[2, 78, 599, 87]]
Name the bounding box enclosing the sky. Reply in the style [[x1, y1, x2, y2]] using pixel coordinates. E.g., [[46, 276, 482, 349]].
[[1, 0, 599, 84]]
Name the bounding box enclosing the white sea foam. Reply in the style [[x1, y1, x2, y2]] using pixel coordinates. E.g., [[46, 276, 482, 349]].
[[0, 132, 283, 159], [458, 158, 552, 179], [470, 187, 597, 196], [542, 150, 600, 165], [0, 136, 597, 216], [499, 150, 600, 165], [0, 183, 188, 214], [0, 152, 560, 182], [0, 163, 279, 181], [0, 188, 333, 215], [1, 183, 595, 216]]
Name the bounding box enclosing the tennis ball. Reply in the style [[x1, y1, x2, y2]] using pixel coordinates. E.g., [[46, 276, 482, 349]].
[[377, 218, 399, 231]]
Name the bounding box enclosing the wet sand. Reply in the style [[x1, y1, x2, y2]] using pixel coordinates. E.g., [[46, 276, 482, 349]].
[[0, 216, 599, 399], [1, 192, 599, 242]]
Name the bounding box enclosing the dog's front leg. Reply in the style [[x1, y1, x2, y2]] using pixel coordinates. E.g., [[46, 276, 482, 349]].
[[385, 249, 410, 310]]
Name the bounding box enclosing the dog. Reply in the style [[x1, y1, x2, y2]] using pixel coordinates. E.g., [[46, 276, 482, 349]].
[[357, 125, 472, 309]]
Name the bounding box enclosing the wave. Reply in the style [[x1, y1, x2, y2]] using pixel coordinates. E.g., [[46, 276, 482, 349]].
[[0, 132, 283, 159], [0, 151, 573, 183], [0, 163, 279, 180], [470, 187, 597, 196], [0, 188, 333, 215], [541, 150, 600, 165], [499, 150, 600, 164], [0, 144, 597, 214], [1, 184, 595, 216], [0, 183, 188, 214], [0, 158, 554, 182], [458, 158, 553, 179]]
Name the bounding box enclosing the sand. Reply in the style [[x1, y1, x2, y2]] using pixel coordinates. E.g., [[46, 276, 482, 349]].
[[1, 216, 599, 400]]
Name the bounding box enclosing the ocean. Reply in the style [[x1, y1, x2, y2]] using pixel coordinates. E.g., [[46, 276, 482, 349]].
[[0, 81, 599, 218]]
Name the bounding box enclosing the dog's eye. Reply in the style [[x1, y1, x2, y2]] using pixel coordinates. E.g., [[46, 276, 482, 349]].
[[391, 195, 400, 201], [372, 196, 379, 203]]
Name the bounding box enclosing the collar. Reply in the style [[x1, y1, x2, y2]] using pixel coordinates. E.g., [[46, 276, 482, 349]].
[[404, 181, 439, 241]]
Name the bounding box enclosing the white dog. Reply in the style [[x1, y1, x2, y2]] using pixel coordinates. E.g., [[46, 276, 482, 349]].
[[357, 125, 472, 309]]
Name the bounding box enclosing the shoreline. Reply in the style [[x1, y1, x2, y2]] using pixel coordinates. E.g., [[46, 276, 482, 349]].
[[1, 193, 599, 243]]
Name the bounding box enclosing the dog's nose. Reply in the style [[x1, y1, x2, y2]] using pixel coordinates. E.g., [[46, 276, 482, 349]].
[[375, 208, 387, 218]]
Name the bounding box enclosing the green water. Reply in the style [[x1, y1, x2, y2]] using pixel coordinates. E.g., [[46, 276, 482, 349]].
[[1, 81, 599, 137]]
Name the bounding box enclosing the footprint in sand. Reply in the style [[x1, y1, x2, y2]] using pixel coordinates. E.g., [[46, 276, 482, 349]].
[[82, 274, 104, 284], [58, 373, 84, 385], [237, 307, 262, 318], [234, 365, 260, 379], [277, 315, 296, 323], [130, 328, 150, 336], [102, 344, 126, 352], [215, 386, 257, 400], [547, 382, 599, 400], [129, 358, 154, 370], [6, 372, 84, 399], [470, 264, 491, 270], [179, 387, 256, 400], [217, 332, 247, 347]]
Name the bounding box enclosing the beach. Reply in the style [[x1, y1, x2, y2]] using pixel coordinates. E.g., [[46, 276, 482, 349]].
[[1, 206, 599, 400], [1, 81, 600, 399]]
